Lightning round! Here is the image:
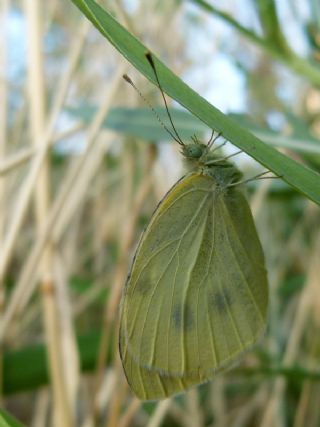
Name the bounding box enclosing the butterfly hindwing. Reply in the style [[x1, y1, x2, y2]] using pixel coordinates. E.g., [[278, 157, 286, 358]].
[[119, 173, 268, 400]]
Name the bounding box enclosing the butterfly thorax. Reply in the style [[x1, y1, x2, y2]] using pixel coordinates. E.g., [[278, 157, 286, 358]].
[[182, 142, 243, 188], [203, 163, 243, 188]]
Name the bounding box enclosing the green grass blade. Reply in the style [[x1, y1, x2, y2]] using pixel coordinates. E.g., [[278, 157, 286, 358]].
[[67, 105, 320, 155], [0, 410, 25, 427], [188, 0, 320, 87], [3, 330, 320, 395], [66, 106, 207, 142], [71, 0, 320, 206], [3, 330, 104, 395]]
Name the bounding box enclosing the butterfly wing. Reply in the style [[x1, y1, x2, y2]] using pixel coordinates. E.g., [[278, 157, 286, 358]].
[[119, 173, 268, 400]]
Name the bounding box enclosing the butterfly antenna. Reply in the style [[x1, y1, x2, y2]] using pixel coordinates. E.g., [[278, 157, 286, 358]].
[[145, 52, 185, 146], [123, 74, 182, 144], [206, 129, 215, 147]]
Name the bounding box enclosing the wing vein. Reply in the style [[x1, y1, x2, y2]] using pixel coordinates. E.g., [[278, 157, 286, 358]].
[[203, 201, 218, 368], [128, 190, 214, 295], [164, 192, 210, 372], [215, 203, 244, 348], [179, 196, 210, 373], [139, 193, 211, 368], [220, 196, 264, 323], [154, 187, 211, 222]]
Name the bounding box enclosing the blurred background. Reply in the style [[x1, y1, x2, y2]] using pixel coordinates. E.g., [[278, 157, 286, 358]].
[[1, 0, 320, 426]]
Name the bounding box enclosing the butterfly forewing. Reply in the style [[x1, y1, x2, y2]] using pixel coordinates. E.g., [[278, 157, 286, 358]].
[[120, 173, 268, 400]]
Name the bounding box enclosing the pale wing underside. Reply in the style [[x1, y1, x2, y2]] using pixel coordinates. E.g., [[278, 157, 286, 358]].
[[120, 174, 268, 400]]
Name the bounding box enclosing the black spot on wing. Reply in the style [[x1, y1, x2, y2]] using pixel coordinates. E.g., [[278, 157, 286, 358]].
[[136, 272, 151, 295], [126, 269, 151, 295], [172, 304, 194, 331], [210, 289, 232, 314]]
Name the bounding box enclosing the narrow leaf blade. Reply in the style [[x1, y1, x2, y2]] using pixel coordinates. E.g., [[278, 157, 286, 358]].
[[71, 0, 320, 206]]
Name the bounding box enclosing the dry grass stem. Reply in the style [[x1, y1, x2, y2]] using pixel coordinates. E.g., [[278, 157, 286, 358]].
[[2, 1, 319, 426]]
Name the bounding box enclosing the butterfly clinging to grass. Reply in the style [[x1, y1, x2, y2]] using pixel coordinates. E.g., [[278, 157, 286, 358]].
[[119, 52, 269, 400]]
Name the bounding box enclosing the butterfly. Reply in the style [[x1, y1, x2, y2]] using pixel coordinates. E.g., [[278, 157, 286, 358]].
[[119, 53, 268, 400]]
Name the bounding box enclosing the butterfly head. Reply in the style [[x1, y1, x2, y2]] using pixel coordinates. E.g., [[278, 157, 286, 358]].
[[181, 142, 208, 160]]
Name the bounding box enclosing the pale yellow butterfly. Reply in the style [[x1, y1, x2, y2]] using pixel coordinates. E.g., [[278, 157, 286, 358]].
[[119, 53, 268, 400]]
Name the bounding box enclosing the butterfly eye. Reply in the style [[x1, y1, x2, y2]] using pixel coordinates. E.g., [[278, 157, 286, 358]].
[[182, 143, 206, 159]]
